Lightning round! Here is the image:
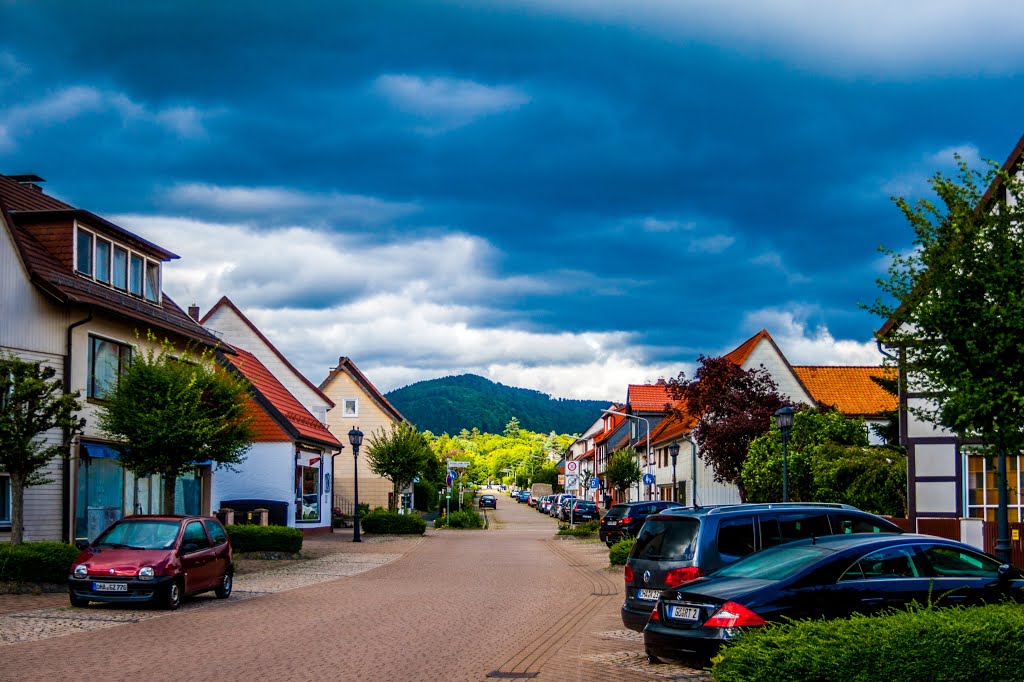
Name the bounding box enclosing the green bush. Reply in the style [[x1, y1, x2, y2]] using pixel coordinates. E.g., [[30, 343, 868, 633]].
[[608, 536, 635, 565], [435, 508, 484, 529], [360, 509, 427, 535], [0, 542, 81, 584], [226, 524, 303, 553], [557, 521, 600, 536], [712, 603, 1024, 682]]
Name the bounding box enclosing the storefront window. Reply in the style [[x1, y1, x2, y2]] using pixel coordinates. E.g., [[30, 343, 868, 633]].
[[965, 449, 1023, 522], [295, 453, 322, 522]]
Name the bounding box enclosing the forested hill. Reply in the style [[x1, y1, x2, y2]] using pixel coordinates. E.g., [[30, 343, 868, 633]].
[[384, 374, 608, 436]]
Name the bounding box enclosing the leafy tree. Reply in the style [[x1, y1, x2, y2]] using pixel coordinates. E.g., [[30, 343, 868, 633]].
[[98, 339, 253, 513], [870, 155, 1024, 462], [366, 422, 433, 511], [503, 416, 522, 438], [605, 447, 642, 498], [668, 355, 788, 501], [0, 353, 85, 545]]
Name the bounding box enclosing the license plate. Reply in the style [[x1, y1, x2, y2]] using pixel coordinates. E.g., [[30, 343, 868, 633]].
[[637, 589, 661, 601], [668, 605, 701, 621], [92, 581, 127, 592]]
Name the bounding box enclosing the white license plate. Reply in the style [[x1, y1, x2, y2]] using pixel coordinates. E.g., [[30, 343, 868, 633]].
[[93, 581, 127, 592], [637, 589, 661, 601], [668, 605, 701, 621]]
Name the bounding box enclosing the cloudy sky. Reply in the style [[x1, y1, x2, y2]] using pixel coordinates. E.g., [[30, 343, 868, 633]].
[[3, 1, 1023, 400]]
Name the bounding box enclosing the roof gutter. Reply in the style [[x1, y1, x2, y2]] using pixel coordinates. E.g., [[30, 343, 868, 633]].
[[63, 307, 93, 543]]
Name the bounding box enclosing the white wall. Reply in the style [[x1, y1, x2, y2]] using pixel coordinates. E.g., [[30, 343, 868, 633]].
[[743, 341, 815, 405]]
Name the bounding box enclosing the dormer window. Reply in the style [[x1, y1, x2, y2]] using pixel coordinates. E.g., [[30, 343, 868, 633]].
[[75, 223, 161, 304]]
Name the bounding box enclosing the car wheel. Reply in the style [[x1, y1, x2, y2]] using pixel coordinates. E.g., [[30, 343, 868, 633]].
[[215, 571, 233, 599], [162, 578, 182, 610], [69, 592, 90, 608]]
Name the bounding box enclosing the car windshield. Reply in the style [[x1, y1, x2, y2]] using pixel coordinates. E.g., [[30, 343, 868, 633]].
[[715, 543, 834, 580], [94, 519, 181, 550], [631, 518, 699, 561]]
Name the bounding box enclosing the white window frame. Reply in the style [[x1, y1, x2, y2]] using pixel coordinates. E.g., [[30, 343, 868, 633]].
[[73, 222, 162, 304], [343, 398, 358, 417], [87, 334, 133, 399]]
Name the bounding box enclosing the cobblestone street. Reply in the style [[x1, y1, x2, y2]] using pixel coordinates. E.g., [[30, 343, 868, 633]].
[[1, 499, 711, 681]]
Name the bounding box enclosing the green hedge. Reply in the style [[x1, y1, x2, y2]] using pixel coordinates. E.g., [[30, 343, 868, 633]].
[[435, 508, 484, 529], [557, 521, 600, 536], [712, 603, 1024, 682], [226, 524, 303, 553], [608, 536, 635, 565], [360, 510, 427, 535], [0, 542, 81, 584]]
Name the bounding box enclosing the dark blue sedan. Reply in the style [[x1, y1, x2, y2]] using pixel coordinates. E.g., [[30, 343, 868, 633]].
[[644, 533, 1024, 665]]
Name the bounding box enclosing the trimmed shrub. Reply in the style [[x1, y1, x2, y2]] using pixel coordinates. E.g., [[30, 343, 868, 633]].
[[557, 521, 600, 536], [226, 524, 303, 553], [712, 603, 1024, 682], [435, 508, 484, 529], [0, 542, 80, 584], [608, 536, 635, 565], [360, 509, 427, 535]]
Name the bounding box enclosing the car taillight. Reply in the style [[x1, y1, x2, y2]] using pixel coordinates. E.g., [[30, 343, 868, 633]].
[[620, 516, 633, 525], [649, 604, 660, 621], [664, 566, 703, 586], [704, 601, 766, 627], [624, 565, 634, 583]]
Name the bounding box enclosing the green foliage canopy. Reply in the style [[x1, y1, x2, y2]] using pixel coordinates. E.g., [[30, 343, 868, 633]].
[[365, 422, 434, 511], [605, 447, 642, 496]]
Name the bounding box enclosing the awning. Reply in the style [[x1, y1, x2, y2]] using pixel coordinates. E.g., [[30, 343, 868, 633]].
[[80, 442, 119, 459]]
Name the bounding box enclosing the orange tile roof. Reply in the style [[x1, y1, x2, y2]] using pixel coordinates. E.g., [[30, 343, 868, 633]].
[[791, 366, 897, 417], [723, 329, 773, 366], [650, 402, 697, 446], [226, 346, 342, 448], [627, 383, 673, 412]]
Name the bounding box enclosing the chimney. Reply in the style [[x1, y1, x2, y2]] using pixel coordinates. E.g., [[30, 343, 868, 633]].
[[9, 174, 45, 192], [188, 304, 200, 321]]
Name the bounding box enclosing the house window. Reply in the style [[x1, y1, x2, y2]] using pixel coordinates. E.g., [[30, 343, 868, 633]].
[[95, 238, 111, 284], [76, 228, 94, 276], [966, 451, 1023, 522], [87, 336, 132, 399], [0, 474, 10, 528], [295, 454, 322, 522], [343, 399, 358, 417], [129, 254, 144, 296], [144, 260, 160, 303], [112, 246, 128, 290]]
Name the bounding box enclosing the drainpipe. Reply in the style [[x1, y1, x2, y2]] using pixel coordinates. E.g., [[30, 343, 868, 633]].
[[329, 445, 346, 531], [63, 308, 93, 543]]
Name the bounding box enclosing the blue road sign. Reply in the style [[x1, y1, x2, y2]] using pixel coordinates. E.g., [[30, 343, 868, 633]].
[[589, 477, 600, 489], [642, 473, 656, 485]]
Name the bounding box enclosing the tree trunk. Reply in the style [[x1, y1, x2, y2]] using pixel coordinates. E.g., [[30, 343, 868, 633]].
[[10, 471, 25, 545], [163, 474, 177, 515], [391, 481, 399, 512]]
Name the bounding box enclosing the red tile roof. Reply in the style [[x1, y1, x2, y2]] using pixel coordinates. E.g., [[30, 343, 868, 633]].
[[650, 402, 697, 446], [627, 382, 673, 412], [792, 366, 897, 417], [201, 296, 334, 407], [320, 357, 405, 423], [225, 346, 341, 449], [0, 174, 219, 349], [723, 328, 772, 366]]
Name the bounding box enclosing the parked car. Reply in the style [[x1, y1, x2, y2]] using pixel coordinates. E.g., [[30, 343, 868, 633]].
[[561, 499, 599, 522], [549, 493, 576, 517], [479, 494, 497, 509], [600, 501, 685, 547], [643, 533, 1024, 664], [527, 493, 539, 508], [68, 514, 233, 610], [536, 495, 552, 514], [621, 502, 904, 632], [517, 491, 532, 504]]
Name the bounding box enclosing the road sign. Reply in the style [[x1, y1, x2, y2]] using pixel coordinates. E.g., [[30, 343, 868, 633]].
[[413, 476, 421, 483], [643, 473, 656, 485], [447, 460, 470, 468], [589, 477, 600, 489], [445, 470, 455, 486], [565, 460, 579, 475], [565, 474, 579, 490]]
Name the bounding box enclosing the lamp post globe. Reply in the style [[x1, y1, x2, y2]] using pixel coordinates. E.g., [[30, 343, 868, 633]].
[[348, 427, 364, 542], [774, 406, 795, 503], [668, 441, 681, 503]]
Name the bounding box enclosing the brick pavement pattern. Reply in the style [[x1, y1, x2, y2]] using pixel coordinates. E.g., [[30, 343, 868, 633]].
[[1, 497, 711, 681]]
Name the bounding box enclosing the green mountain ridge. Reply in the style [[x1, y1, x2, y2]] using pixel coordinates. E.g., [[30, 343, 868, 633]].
[[384, 374, 608, 436]]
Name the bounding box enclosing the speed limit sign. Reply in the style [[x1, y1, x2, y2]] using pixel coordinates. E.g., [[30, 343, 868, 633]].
[[566, 460, 579, 475]]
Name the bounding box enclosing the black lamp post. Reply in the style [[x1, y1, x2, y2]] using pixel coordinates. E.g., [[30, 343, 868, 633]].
[[348, 427, 363, 542], [996, 448, 1011, 563], [774, 406, 795, 502], [668, 441, 680, 502]]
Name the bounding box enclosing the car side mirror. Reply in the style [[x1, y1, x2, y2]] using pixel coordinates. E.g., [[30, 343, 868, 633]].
[[181, 542, 199, 554], [998, 563, 1014, 584], [74, 539, 90, 550]]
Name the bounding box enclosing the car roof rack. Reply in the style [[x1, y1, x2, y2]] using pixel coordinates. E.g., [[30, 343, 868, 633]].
[[703, 502, 854, 515]]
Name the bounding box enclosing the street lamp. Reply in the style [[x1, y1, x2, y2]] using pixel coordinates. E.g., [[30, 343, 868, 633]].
[[774, 406, 795, 503], [348, 427, 364, 542], [668, 441, 680, 502], [602, 409, 651, 501]]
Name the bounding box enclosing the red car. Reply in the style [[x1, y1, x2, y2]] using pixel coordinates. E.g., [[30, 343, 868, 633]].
[[68, 514, 233, 610]]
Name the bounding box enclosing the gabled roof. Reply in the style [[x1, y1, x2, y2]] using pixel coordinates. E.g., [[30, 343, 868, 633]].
[[593, 411, 626, 445], [626, 382, 672, 412], [722, 328, 815, 404], [320, 357, 405, 423], [201, 296, 334, 407], [0, 174, 220, 349], [223, 346, 341, 449], [792, 366, 897, 417], [650, 402, 697, 447]]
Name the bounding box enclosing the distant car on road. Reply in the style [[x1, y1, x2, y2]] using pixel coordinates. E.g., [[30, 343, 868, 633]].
[[561, 499, 599, 522], [68, 514, 233, 610], [517, 491, 532, 504], [479, 494, 497, 509]]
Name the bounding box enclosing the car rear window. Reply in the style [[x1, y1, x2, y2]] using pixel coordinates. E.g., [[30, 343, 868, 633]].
[[631, 518, 700, 561], [604, 505, 629, 520]]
